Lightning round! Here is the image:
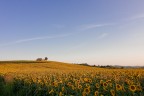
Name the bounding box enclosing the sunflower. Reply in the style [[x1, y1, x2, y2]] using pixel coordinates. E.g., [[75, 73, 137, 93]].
[[106, 80, 111, 83], [86, 83, 90, 88], [110, 89, 115, 96], [84, 78, 89, 82], [77, 80, 80, 83], [125, 79, 131, 85], [88, 79, 92, 83], [95, 83, 100, 88], [67, 82, 72, 86], [83, 87, 90, 95], [100, 80, 103, 85], [136, 85, 142, 91], [116, 84, 122, 91], [94, 91, 99, 96], [103, 82, 108, 88], [129, 85, 136, 92], [78, 84, 82, 89]]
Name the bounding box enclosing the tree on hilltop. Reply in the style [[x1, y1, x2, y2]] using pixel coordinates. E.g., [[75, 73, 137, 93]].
[[44, 57, 48, 61]]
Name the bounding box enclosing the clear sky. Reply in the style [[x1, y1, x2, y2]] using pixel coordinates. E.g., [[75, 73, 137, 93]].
[[0, 0, 144, 66]]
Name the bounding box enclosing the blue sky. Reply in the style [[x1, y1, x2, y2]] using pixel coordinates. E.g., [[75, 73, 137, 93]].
[[0, 0, 144, 66]]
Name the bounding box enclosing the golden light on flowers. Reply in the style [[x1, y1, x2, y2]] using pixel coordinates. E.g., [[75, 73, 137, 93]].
[[88, 79, 92, 83], [129, 85, 136, 92], [77, 80, 80, 83], [94, 91, 99, 96], [67, 82, 72, 86], [95, 83, 100, 88], [83, 87, 90, 94], [100, 80, 103, 84], [125, 79, 130, 85], [136, 85, 142, 91], [116, 84, 122, 91], [78, 84, 82, 89], [103, 82, 108, 88], [84, 78, 89, 82], [85, 83, 90, 88], [0, 61, 144, 96]]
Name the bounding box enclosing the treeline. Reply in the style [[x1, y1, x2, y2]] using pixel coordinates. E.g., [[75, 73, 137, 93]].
[[94, 65, 124, 69], [79, 63, 124, 69]]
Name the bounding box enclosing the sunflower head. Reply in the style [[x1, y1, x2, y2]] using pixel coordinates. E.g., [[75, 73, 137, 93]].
[[67, 82, 72, 86], [103, 82, 108, 88], [94, 91, 99, 96], [78, 85, 82, 89], [116, 84, 122, 91], [88, 79, 92, 83], [136, 85, 142, 91], [84, 78, 89, 82], [129, 85, 136, 92], [95, 83, 100, 88], [100, 80, 103, 85], [83, 87, 90, 94]]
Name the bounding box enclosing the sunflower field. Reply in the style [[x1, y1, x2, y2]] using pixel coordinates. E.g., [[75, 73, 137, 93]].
[[0, 61, 144, 96]]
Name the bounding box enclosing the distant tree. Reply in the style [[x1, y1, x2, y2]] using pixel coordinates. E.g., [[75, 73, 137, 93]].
[[120, 67, 124, 69], [44, 57, 48, 61], [79, 63, 89, 66]]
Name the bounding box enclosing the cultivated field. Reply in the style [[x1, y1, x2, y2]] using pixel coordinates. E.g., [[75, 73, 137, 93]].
[[0, 61, 144, 96]]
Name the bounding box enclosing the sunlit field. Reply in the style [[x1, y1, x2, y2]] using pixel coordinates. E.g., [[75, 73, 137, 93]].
[[0, 61, 144, 96]]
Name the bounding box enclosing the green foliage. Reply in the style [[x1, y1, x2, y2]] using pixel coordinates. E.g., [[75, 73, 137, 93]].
[[0, 75, 5, 96]]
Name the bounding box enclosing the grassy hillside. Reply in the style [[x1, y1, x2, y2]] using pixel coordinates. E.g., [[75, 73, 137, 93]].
[[0, 60, 98, 75]]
